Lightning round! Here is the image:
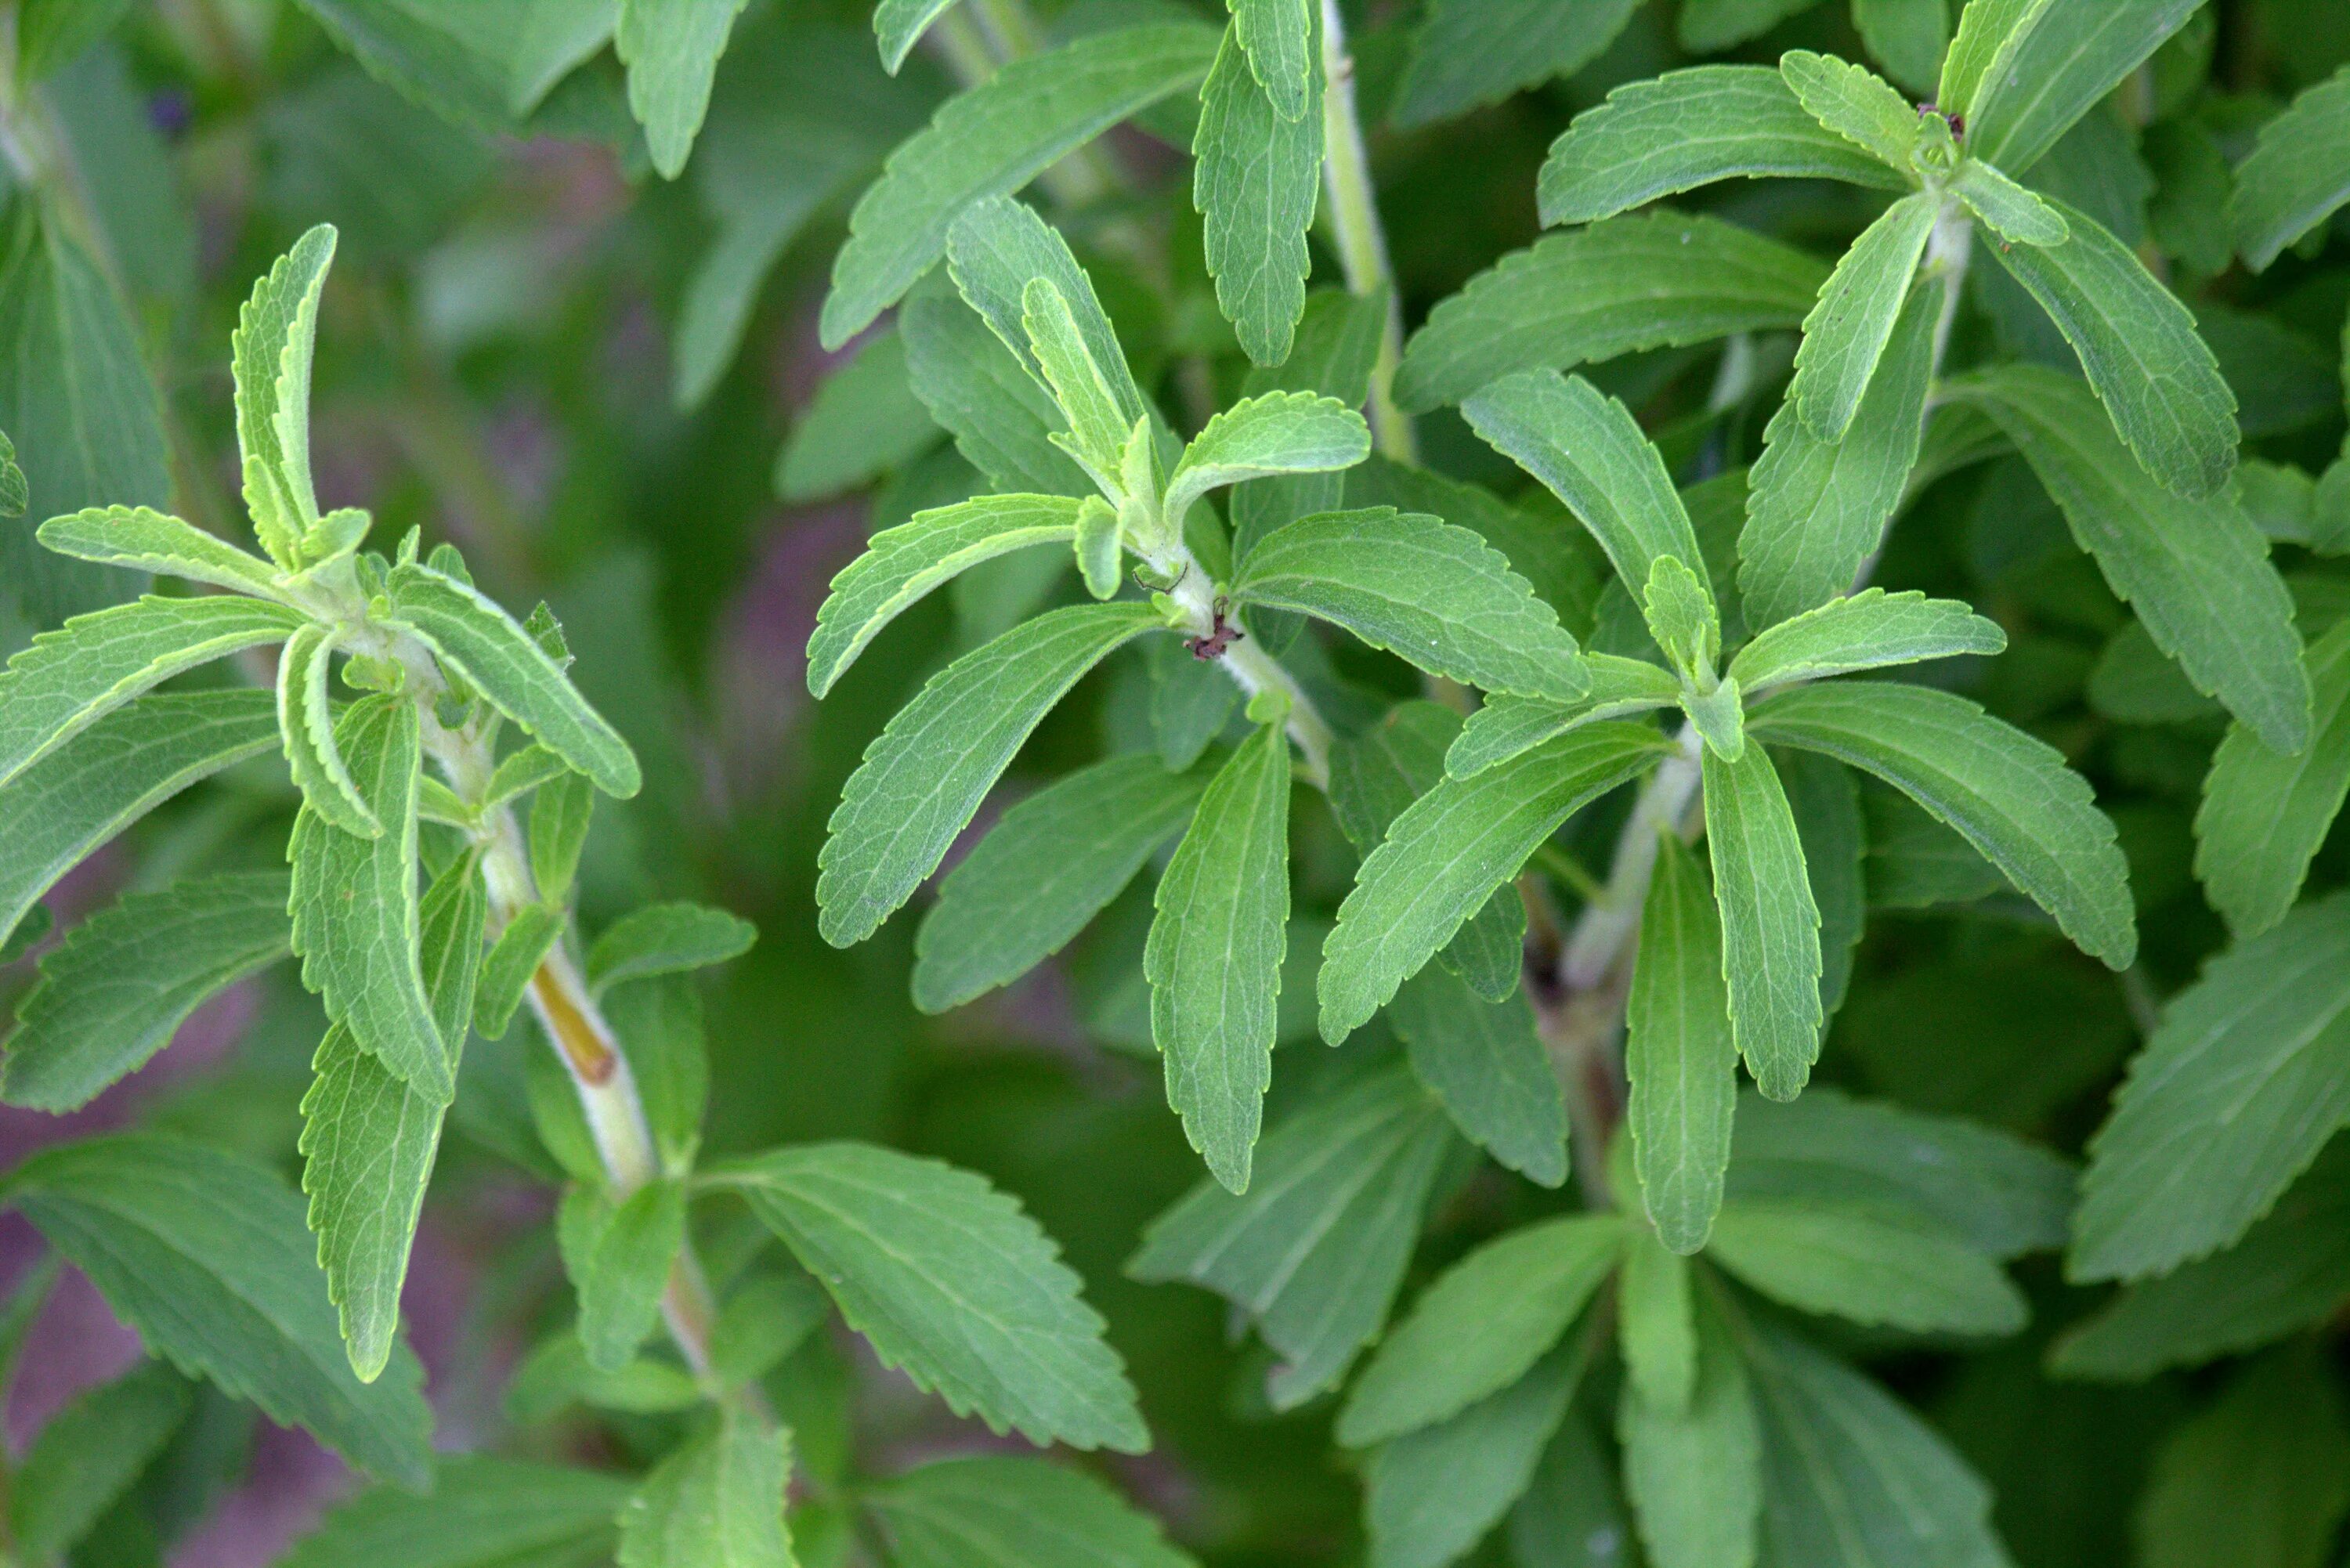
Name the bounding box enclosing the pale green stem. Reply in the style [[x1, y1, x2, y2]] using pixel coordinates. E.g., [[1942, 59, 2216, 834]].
[[1318, 0, 1417, 464], [1153, 537, 1335, 788]]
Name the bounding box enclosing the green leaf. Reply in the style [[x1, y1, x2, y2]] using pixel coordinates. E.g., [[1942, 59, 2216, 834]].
[[1397, 0, 1640, 128], [869, 1455, 1198, 1568], [1729, 589, 2005, 692], [0, 594, 302, 793], [820, 23, 1220, 348], [1233, 291, 1388, 555], [1984, 197, 2239, 499], [1643, 556, 1725, 694], [1321, 724, 1672, 1042], [1748, 681, 2137, 967], [1966, 0, 2204, 175], [1396, 213, 1828, 411], [1195, 14, 1323, 367], [387, 561, 641, 797], [1130, 1065, 1456, 1408], [1390, 966, 1566, 1186], [1617, 1228, 1696, 1413], [903, 288, 1094, 497], [0, 427, 24, 518], [1444, 659, 1683, 778], [775, 330, 942, 500], [1146, 720, 1292, 1193], [1461, 371, 1710, 627], [1785, 761, 1860, 1017], [2071, 891, 2350, 1281], [2230, 63, 2350, 269], [874, 0, 961, 74], [2136, 1346, 2350, 1568], [714, 1140, 1146, 1451], [8, 1360, 190, 1563], [1627, 833, 1738, 1255], [0, 691, 279, 950], [587, 901, 757, 993], [2196, 622, 2350, 939], [482, 743, 570, 811], [1540, 64, 1909, 227], [2, 1134, 432, 1485], [1707, 1199, 2028, 1333], [1619, 1287, 1762, 1568], [1950, 367, 2303, 750], [3, 872, 289, 1113], [279, 1455, 628, 1568], [278, 623, 381, 838], [570, 1179, 686, 1373], [819, 602, 1162, 946], [1951, 158, 2070, 244], [1679, 0, 1824, 50], [1853, 0, 1950, 92], [619, 1410, 793, 1567], [614, 0, 748, 179], [1363, 1339, 1585, 1568], [506, 1335, 702, 1425], [1074, 496, 1121, 598], [36, 504, 286, 598], [301, 851, 482, 1382], [1229, 0, 1313, 120], [1938, 0, 2044, 121], [529, 768, 595, 905], [230, 223, 334, 568], [1232, 507, 1589, 701], [945, 196, 1149, 435], [1167, 393, 1370, 536], [1778, 49, 1921, 169], [1788, 193, 1936, 441], [288, 695, 450, 1104], [1022, 278, 1133, 486], [1737, 280, 1938, 630], [1337, 1214, 1624, 1447], [475, 901, 563, 1041], [1702, 742, 1823, 1100]]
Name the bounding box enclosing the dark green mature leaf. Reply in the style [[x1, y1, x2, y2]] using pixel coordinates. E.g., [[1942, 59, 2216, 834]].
[[1390, 966, 1567, 1187], [1538, 65, 1904, 226], [1364, 1339, 1585, 1568], [0, 691, 279, 949], [1789, 194, 1936, 441], [2, 1135, 432, 1484], [776, 330, 942, 499], [715, 1140, 1145, 1451], [903, 289, 1096, 497], [869, 1455, 1198, 1568], [1130, 1065, 1456, 1407], [1347, 453, 1604, 633], [2231, 63, 2350, 269], [1704, 743, 1823, 1101], [1965, 0, 2204, 175], [1443, 659, 1683, 778], [1729, 590, 2006, 692], [2073, 893, 2350, 1282], [615, 0, 750, 179], [1338, 1214, 1622, 1447], [1195, 12, 1321, 366], [1953, 367, 2305, 751], [1146, 720, 1292, 1193], [2135, 1346, 2350, 1568], [279, 1455, 629, 1568], [38, 505, 285, 598], [1617, 1227, 1695, 1413], [2196, 620, 2350, 938], [1396, 213, 1828, 411], [7, 1360, 190, 1563], [1748, 681, 2137, 968], [1619, 1286, 1761, 1568], [1627, 833, 1738, 1255], [820, 23, 1220, 347], [1321, 724, 1672, 1042], [1232, 507, 1589, 701], [1396, 0, 1640, 128], [1853, 0, 1950, 91], [1987, 198, 2239, 500], [819, 602, 1162, 946], [1782, 750, 1864, 1016], [1708, 1199, 2029, 1333], [2, 872, 289, 1112]]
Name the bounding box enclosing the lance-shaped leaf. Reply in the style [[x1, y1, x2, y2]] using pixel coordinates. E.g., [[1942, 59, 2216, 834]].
[[1703, 742, 1823, 1100], [1788, 192, 1936, 441], [1617, 1228, 1695, 1414], [279, 1456, 628, 1568], [808, 494, 1086, 699], [1938, 0, 2048, 120], [1950, 159, 2070, 245], [0, 594, 303, 793], [38, 505, 286, 598], [1074, 496, 1121, 598], [232, 224, 334, 565], [1950, 367, 2304, 751], [2196, 622, 2350, 940], [1444, 659, 1683, 778], [1196, 10, 1323, 366], [1023, 276, 1131, 485], [1321, 723, 1672, 1041], [385, 562, 639, 797], [1643, 555, 1723, 692], [903, 287, 1094, 496], [1853, 0, 1950, 91], [1146, 721, 1292, 1193], [1748, 681, 2136, 967], [0, 690, 279, 952], [1538, 64, 1905, 226], [618, 1407, 792, 1568], [1627, 833, 1738, 1254], [565, 1178, 687, 1373], [945, 197, 1149, 431], [1728, 589, 2005, 692], [1397, 213, 1828, 410], [3, 872, 290, 1113], [712, 1140, 1146, 1451], [1965, 0, 2204, 175], [2136, 1346, 2350, 1568], [1986, 196, 2239, 499], [2072, 892, 2350, 1282], [818, 602, 1162, 946], [277, 623, 379, 838], [1707, 1200, 2027, 1333], [821, 22, 1220, 347], [1390, 966, 1567, 1187], [1463, 371, 1709, 623], [8, 1360, 192, 1564], [287, 695, 450, 1104], [2231, 62, 2350, 270], [2, 1134, 432, 1486], [868, 1456, 1195, 1568], [475, 903, 563, 1041], [1229, 0, 1313, 120], [1778, 49, 1920, 169], [1231, 507, 1589, 702], [301, 852, 483, 1381], [616, 0, 751, 179], [874, 0, 961, 73], [1338, 1215, 1622, 1447], [587, 902, 757, 993], [1737, 273, 1938, 630], [1620, 1283, 1761, 1568], [1130, 1066, 1456, 1407], [1166, 393, 1369, 537], [1394, 0, 1639, 128]]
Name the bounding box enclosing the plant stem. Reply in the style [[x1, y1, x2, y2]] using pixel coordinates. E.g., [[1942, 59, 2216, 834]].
[[1318, 0, 1417, 464], [1156, 540, 1336, 787]]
